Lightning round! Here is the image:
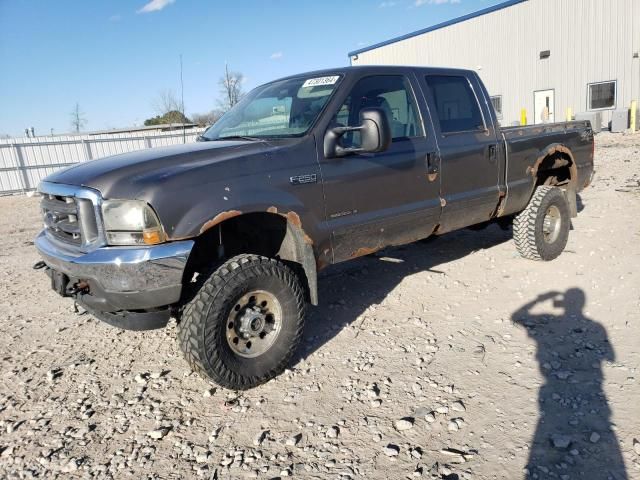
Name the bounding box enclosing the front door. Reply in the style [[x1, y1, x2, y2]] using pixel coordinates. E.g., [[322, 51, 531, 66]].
[[534, 89, 555, 124], [318, 73, 441, 263]]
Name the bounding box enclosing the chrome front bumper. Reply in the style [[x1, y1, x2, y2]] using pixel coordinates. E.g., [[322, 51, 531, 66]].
[[35, 230, 194, 313]]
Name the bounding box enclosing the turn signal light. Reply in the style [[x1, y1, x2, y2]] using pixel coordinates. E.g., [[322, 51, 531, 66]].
[[143, 228, 165, 245]]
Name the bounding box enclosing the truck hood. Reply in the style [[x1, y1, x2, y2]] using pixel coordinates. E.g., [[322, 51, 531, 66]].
[[43, 139, 275, 199]]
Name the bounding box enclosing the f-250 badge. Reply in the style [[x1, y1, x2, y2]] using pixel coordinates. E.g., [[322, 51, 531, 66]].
[[290, 174, 317, 185]]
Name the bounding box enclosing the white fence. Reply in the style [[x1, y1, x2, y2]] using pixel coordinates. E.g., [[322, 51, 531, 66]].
[[0, 128, 206, 195]]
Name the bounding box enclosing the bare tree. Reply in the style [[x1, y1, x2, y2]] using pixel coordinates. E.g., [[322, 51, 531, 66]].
[[153, 88, 183, 116], [218, 64, 243, 112], [191, 110, 222, 127], [70, 103, 87, 132]]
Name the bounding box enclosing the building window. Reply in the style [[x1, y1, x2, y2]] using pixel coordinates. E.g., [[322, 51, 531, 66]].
[[588, 81, 616, 110], [490, 96, 503, 119]]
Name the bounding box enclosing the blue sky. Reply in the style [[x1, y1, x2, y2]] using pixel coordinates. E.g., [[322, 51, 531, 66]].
[[0, 0, 502, 136]]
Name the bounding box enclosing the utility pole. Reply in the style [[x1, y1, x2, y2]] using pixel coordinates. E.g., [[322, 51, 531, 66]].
[[180, 54, 186, 144]]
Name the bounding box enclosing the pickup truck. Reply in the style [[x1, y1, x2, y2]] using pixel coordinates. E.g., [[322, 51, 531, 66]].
[[34, 66, 594, 389]]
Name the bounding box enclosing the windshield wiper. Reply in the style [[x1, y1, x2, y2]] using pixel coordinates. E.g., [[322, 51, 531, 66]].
[[214, 135, 264, 141]]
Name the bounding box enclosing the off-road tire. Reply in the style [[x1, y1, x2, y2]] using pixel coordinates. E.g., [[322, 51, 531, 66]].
[[177, 254, 306, 390], [513, 186, 570, 261]]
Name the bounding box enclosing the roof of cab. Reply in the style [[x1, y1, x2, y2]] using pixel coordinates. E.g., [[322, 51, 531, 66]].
[[272, 65, 476, 83]]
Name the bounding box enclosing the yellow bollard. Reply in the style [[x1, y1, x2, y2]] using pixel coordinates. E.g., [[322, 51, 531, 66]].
[[566, 107, 573, 122], [520, 108, 527, 126], [631, 100, 637, 131]]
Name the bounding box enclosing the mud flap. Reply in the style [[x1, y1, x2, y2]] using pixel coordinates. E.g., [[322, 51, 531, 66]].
[[563, 188, 578, 218]]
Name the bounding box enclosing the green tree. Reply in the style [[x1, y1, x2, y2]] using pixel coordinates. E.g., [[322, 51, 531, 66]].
[[144, 110, 191, 126]]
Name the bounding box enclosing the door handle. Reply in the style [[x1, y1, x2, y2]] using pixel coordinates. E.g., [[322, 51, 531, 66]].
[[426, 152, 439, 180], [487, 145, 498, 163]]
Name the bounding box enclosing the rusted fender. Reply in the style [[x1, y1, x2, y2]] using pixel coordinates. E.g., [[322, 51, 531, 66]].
[[184, 206, 320, 305], [526, 143, 578, 188], [265, 207, 314, 246], [199, 210, 242, 234]]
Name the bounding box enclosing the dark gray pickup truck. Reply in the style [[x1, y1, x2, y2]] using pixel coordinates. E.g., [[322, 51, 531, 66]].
[[35, 66, 594, 389]]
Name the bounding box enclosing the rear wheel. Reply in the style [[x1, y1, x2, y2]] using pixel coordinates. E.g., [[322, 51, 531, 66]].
[[513, 186, 570, 261], [177, 254, 306, 390]]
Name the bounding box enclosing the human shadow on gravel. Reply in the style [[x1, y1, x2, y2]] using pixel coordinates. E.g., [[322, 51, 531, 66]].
[[294, 223, 512, 363], [512, 289, 627, 480]]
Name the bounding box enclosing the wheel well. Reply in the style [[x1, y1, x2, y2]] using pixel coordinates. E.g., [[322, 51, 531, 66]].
[[532, 150, 578, 217], [181, 212, 315, 305], [535, 152, 575, 189]]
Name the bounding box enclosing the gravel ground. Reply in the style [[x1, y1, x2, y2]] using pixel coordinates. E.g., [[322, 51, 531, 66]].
[[1, 132, 639, 480]]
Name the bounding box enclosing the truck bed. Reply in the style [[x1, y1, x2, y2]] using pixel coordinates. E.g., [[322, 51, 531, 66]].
[[498, 120, 595, 217]]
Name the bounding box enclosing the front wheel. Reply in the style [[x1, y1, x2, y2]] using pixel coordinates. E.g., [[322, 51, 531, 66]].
[[513, 186, 571, 261], [177, 254, 306, 390]]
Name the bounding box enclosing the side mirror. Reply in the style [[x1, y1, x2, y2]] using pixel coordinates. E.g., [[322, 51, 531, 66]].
[[324, 107, 392, 158]]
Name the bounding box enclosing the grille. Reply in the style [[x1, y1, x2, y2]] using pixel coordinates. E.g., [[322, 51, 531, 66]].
[[41, 193, 99, 248]]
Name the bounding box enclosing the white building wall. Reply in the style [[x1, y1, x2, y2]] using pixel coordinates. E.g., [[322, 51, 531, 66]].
[[351, 0, 640, 128]]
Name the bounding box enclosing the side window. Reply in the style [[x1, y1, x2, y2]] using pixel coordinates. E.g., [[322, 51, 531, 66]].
[[333, 75, 423, 147], [425, 75, 485, 134]]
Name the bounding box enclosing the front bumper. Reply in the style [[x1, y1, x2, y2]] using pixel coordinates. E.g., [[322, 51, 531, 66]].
[[35, 230, 194, 327]]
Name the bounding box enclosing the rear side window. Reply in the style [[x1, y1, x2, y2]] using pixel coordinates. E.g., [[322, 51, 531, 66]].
[[425, 75, 485, 134]]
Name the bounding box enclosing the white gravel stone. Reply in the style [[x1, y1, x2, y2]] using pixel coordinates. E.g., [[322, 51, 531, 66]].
[[394, 418, 414, 431], [383, 444, 400, 457], [326, 426, 340, 438], [146, 428, 168, 440], [285, 433, 301, 447]]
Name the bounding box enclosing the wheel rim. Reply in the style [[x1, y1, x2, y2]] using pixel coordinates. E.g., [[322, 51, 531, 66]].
[[542, 205, 562, 243], [225, 290, 282, 358]]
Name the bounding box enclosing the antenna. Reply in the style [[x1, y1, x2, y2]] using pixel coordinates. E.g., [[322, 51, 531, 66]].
[[180, 54, 185, 144]]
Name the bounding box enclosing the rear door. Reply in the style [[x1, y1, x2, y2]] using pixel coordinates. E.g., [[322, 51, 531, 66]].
[[420, 72, 501, 233], [317, 72, 441, 263]]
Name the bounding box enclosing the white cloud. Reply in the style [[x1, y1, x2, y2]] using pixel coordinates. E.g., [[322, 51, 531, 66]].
[[415, 0, 460, 5], [270, 51, 283, 60], [379, 1, 397, 7], [137, 0, 175, 14]]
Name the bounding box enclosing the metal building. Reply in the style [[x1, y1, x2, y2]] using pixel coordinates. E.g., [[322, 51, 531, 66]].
[[349, 0, 640, 129]]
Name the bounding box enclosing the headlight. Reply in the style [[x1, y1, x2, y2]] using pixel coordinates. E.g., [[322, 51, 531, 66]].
[[101, 200, 166, 246]]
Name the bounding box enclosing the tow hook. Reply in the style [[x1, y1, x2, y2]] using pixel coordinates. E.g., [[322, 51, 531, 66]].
[[67, 280, 90, 296], [33, 260, 48, 270]]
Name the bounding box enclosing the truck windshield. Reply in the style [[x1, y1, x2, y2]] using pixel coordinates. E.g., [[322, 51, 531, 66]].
[[202, 75, 342, 140]]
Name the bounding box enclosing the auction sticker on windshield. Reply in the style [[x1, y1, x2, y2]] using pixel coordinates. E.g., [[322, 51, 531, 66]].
[[302, 76, 340, 88]]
